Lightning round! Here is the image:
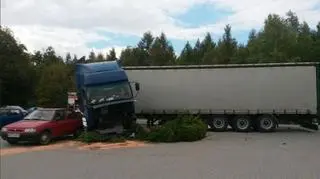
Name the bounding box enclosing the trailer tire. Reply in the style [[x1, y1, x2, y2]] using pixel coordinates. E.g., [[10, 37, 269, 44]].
[[211, 117, 228, 132], [257, 115, 276, 132], [233, 116, 251, 132]]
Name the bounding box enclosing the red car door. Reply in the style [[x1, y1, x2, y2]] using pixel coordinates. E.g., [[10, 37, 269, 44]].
[[64, 110, 82, 134], [50, 110, 69, 137]]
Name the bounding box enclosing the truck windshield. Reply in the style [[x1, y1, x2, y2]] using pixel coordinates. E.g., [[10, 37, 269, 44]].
[[86, 82, 132, 105]]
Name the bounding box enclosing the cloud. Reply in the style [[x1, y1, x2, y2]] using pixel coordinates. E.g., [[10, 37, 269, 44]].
[[9, 24, 125, 58], [209, 0, 320, 30], [9, 25, 112, 56], [2, 0, 320, 57], [89, 46, 125, 59]]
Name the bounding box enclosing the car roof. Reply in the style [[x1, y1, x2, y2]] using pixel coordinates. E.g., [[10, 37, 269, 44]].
[[1, 106, 25, 110], [36, 108, 65, 111]]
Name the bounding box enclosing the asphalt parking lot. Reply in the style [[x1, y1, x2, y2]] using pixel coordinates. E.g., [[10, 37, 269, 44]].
[[0, 139, 9, 149], [1, 125, 320, 179]]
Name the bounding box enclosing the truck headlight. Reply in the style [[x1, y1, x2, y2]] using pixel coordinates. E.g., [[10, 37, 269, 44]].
[[24, 128, 36, 133], [1, 127, 7, 132]]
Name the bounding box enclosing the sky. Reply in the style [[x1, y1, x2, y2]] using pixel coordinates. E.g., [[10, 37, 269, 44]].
[[1, 0, 320, 58]]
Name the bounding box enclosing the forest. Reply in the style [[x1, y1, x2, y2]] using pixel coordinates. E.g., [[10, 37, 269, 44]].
[[0, 11, 320, 108]]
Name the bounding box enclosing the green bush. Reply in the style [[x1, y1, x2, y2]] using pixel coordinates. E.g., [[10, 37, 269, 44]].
[[134, 123, 150, 140], [174, 115, 207, 141], [77, 131, 126, 143], [140, 115, 207, 143], [76, 115, 207, 144], [146, 126, 175, 142]]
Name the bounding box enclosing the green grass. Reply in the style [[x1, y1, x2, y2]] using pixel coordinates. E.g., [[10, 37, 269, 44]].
[[76, 131, 126, 143]]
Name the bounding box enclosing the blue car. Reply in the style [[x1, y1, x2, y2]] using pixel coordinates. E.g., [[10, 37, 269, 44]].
[[0, 106, 28, 128]]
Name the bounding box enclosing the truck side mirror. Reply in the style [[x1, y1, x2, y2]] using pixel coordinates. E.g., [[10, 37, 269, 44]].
[[135, 83, 140, 91]]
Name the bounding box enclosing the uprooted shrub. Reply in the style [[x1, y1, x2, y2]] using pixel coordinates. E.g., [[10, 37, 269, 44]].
[[139, 115, 208, 143], [76, 115, 207, 144], [77, 131, 126, 143]]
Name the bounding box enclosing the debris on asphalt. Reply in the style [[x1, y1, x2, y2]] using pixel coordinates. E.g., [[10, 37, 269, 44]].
[[77, 140, 148, 151], [1, 140, 148, 156]]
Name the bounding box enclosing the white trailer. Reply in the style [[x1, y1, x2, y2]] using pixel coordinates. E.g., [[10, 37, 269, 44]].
[[124, 62, 320, 132]]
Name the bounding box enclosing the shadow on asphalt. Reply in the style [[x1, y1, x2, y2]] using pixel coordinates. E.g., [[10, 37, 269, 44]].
[[207, 125, 316, 133]]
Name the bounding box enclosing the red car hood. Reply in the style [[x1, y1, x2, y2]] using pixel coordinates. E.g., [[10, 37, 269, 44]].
[[5, 120, 50, 129]]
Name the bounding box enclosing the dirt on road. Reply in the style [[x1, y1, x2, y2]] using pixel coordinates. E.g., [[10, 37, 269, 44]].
[[0, 140, 148, 156]]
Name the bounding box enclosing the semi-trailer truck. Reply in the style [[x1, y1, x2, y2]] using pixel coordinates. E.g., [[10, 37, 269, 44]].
[[75, 61, 140, 132], [75, 61, 319, 132]]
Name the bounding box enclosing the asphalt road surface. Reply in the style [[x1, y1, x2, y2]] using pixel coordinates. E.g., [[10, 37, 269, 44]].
[[1, 125, 320, 179], [0, 139, 9, 149]]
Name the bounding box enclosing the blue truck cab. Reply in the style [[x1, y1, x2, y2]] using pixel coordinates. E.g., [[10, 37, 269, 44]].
[[75, 60, 139, 131]]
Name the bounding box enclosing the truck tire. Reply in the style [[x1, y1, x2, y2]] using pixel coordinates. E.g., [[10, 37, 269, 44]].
[[232, 116, 251, 132], [211, 117, 228, 132], [257, 115, 276, 132]]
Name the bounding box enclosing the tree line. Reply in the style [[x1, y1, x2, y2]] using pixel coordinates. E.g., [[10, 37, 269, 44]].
[[0, 11, 319, 108]]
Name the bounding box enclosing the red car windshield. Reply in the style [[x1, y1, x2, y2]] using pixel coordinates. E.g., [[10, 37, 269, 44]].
[[24, 110, 55, 121]]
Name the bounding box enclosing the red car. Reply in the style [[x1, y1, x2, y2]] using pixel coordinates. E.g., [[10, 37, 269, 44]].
[[0, 108, 83, 145]]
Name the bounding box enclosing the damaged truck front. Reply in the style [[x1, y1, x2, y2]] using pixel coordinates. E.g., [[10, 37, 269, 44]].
[[75, 61, 140, 133]]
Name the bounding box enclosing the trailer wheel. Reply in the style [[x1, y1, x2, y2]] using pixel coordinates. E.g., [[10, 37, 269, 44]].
[[233, 116, 251, 132], [257, 115, 276, 132], [211, 117, 228, 132]]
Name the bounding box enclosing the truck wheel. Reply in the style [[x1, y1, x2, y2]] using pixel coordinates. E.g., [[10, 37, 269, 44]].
[[39, 131, 51, 145], [233, 116, 251, 132], [211, 117, 228, 132], [258, 115, 276, 132]]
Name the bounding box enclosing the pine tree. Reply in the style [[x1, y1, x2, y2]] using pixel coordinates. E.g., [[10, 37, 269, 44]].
[[215, 25, 237, 64], [149, 33, 176, 65], [106, 48, 117, 61], [88, 51, 96, 62], [96, 53, 105, 61], [200, 33, 215, 64], [65, 52, 71, 63], [179, 41, 194, 65]]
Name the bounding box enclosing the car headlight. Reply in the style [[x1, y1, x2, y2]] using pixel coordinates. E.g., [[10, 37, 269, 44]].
[[24, 128, 36, 133], [1, 127, 7, 132]]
